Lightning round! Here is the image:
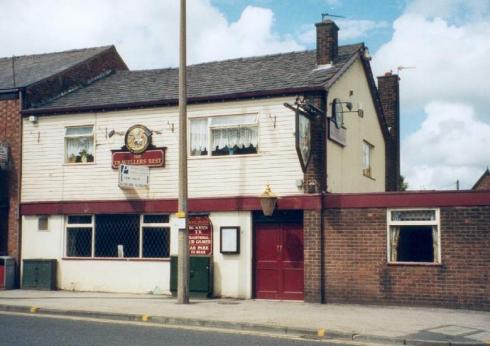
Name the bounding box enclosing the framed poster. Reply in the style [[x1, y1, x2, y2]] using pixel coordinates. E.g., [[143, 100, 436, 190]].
[[220, 227, 240, 254]]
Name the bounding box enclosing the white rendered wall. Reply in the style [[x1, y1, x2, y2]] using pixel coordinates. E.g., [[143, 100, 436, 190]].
[[21, 212, 252, 297], [21, 215, 171, 294], [209, 211, 252, 299], [327, 59, 386, 192]]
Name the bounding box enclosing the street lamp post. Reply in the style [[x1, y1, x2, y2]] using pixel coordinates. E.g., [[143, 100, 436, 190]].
[[177, 0, 190, 304]]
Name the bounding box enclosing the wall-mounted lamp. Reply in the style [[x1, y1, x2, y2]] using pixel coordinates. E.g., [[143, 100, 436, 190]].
[[28, 115, 38, 124], [259, 184, 277, 216]]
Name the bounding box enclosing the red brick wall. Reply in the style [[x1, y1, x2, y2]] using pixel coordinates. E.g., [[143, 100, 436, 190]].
[[473, 173, 490, 190], [377, 74, 400, 191], [324, 206, 490, 310], [0, 98, 21, 261]]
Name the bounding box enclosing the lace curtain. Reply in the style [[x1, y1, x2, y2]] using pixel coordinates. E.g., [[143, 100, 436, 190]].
[[190, 119, 208, 155], [211, 127, 257, 150], [390, 227, 400, 262]]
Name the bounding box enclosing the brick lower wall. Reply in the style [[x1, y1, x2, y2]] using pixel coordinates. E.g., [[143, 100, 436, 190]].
[[323, 206, 490, 310], [0, 98, 21, 261]]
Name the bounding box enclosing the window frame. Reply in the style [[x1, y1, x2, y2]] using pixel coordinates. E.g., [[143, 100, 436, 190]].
[[386, 208, 441, 265], [188, 113, 260, 158], [64, 125, 95, 164], [64, 214, 171, 259], [362, 140, 374, 178], [38, 215, 49, 232], [65, 215, 95, 258]]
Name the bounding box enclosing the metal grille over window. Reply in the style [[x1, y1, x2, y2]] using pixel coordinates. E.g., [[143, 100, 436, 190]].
[[65, 214, 170, 259], [391, 210, 436, 222], [387, 209, 440, 264]]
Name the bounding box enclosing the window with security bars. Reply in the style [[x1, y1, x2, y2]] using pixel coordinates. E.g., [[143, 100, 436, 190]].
[[65, 214, 170, 259], [387, 209, 440, 264]]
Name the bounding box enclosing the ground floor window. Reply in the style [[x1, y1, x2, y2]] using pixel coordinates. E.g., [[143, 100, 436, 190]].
[[387, 209, 440, 264], [65, 214, 170, 259]]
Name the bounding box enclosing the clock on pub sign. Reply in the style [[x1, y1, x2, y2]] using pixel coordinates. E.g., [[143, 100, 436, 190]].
[[125, 124, 152, 154]]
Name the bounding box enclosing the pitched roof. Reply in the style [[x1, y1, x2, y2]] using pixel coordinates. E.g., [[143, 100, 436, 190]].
[[0, 46, 114, 90], [26, 43, 364, 113], [472, 168, 490, 190]]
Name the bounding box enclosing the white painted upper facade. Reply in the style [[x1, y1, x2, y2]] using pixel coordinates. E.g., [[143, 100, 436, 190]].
[[21, 58, 386, 202]]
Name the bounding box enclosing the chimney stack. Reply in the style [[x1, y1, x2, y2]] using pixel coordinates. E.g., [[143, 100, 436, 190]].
[[316, 19, 339, 65], [378, 72, 401, 191]]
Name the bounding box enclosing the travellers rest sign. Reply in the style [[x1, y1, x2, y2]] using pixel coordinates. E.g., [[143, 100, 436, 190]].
[[111, 148, 166, 169]]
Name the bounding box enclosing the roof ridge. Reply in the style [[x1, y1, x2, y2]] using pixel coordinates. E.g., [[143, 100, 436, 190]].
[[125, 43, 364, 74], [0, 45, 113, 62]]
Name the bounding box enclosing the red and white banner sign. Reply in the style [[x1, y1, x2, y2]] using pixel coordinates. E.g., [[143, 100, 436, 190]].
[[189, 216, 213, 256]]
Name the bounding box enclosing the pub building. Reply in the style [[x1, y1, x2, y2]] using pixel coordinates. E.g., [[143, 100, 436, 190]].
[[16, 18, 490, 309]]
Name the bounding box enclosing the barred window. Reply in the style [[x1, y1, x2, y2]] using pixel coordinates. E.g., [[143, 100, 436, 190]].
[[387, 209, 440, 264], [65, 214, 170, 259]]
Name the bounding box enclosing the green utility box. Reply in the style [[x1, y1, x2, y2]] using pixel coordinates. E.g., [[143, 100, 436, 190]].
[[22, 259, 57, 290], [170, 256, 213, 297]]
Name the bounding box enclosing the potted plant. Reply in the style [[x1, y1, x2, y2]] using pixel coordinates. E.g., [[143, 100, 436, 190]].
[[79, 149, 89, 163]]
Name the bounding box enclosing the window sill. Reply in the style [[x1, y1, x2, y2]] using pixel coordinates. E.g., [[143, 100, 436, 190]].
[[64, 162, 96, 166], [388, 261, 442, 266], [62, 257, 170, 262]]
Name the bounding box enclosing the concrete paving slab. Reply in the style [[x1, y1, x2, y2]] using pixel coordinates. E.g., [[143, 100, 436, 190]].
[[0, 290, 488, 345]]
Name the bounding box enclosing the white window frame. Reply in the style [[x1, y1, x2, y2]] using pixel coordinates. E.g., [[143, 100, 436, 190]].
[[64, 125, 95, 164], [65, 215, 95, 257], [362, 140, 374, 178], [64, 214, 171, 259], [188, 113, 259, 158], [386, 208, 441, 264]]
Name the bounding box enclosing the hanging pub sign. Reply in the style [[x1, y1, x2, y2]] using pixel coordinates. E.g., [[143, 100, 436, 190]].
[[328, 98, 347, 146], [296, 110, 312, 173], [188, 215, 213, 256], [0, 143, 8, 170]]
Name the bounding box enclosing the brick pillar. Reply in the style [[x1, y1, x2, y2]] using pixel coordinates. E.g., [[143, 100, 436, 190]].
[[302, 92, 326, 303], [304, 209, 323, 302], [0, 97, 21, 263], [377, 73, 400, 191]]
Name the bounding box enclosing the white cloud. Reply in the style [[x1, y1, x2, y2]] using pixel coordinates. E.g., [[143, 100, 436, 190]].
[[373, 13, 490, 116], [402, 102, 490, 190], [373, 1, 490, 189], [0, 0, 303, 69], [299, 19, 388, 46]]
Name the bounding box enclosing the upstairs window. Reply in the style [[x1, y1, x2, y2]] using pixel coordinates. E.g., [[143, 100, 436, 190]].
[[190, 114, 258, 156], [65, 126, 94, 163], [362, 140, 373, 177], [387, 209, 440, 264]]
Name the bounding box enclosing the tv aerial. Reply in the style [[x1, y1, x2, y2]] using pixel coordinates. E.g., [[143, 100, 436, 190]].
[[321, 13, 346, 21]]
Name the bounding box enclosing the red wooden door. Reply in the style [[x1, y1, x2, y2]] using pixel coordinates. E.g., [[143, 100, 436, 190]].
[[254, 223, 304, 300]]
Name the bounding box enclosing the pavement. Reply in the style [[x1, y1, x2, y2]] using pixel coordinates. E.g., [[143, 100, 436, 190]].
[[0, 290, 488, 346]]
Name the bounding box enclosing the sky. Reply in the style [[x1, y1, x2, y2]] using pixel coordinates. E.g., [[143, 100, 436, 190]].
[[1, 0, 489, 190]]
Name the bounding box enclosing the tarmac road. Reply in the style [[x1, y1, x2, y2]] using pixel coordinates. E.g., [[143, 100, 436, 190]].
[[0, 313, 341, 346]]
